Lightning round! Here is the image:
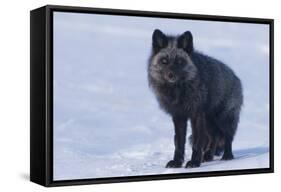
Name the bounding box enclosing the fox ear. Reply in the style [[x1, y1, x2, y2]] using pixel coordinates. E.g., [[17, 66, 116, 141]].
[[152, 29, 168, 53], [177, 31, 193, 53]]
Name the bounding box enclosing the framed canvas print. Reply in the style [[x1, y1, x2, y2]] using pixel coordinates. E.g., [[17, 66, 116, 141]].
[[30, 5, 274, 187]]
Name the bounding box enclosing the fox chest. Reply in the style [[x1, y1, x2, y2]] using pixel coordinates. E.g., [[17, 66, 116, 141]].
[[156, 88, 198, 116]]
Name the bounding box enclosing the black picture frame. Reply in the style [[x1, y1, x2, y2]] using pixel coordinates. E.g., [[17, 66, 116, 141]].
[[30, 4, 274, 187]]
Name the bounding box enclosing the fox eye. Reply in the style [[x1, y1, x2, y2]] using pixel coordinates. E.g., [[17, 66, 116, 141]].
[[161, 57, 169, 65]]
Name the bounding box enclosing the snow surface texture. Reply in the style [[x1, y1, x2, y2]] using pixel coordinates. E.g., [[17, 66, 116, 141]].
[[53, 12, 270, 180]]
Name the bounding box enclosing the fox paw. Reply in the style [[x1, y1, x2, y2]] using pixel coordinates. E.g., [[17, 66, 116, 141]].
[[221, 153, 234, 160], [166, 160, 182, 168], [185, 160, 201, 168]]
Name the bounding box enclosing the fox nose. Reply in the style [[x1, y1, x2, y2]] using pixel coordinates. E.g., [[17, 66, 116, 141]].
[[165, 71, 177, 83], [168, 72, 175, 80]]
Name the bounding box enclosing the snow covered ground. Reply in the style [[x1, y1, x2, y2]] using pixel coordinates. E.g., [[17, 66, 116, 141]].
[[53, 12, 270, 180]]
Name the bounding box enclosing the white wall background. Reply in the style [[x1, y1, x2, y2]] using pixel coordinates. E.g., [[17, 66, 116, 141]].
[[0, 0, 279, 191]]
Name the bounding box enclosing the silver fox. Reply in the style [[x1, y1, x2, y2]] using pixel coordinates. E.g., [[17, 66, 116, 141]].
[[148, 29, 243, 168]]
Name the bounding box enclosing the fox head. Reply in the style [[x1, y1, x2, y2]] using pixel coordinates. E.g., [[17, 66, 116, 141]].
[[149, 29, 197, 84]]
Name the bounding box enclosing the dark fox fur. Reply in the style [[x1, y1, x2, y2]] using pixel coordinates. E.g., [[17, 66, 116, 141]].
[[148, 29, 243, 168]]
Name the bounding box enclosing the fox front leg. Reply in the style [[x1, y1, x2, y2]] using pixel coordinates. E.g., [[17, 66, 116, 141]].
[[186, 113, 207, 168], [166, 116, 187, 168]]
